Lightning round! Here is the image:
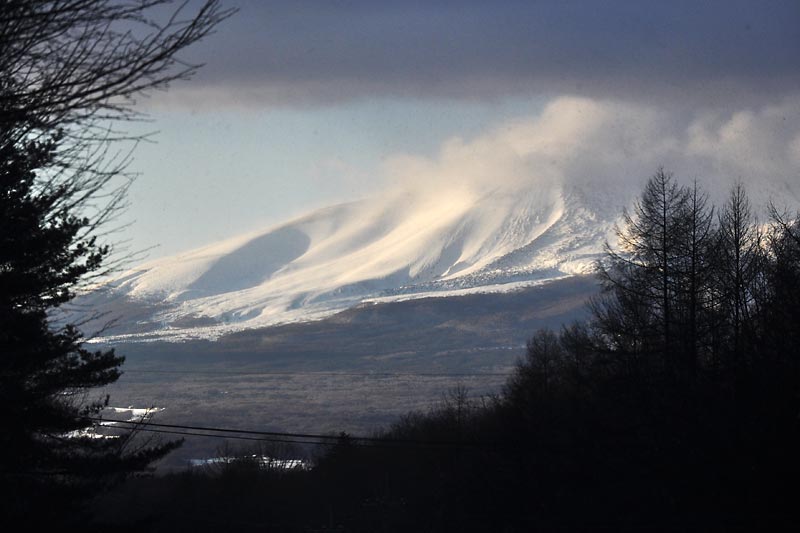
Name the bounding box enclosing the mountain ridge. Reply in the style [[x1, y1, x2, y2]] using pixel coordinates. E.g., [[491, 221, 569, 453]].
[[82, 181, 614, 341], [82, 164, 800, 343]]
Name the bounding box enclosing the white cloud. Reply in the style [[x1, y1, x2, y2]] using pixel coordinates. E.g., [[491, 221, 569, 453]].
[[378, 96, 800, 214]]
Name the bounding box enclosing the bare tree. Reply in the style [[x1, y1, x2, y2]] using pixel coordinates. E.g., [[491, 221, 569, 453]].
[[1, 0, 233, 276], [715, 183, 764, 373], [596, 168, 690, 378], [674, 180, 715, 382], [0, 1, 233, 525]]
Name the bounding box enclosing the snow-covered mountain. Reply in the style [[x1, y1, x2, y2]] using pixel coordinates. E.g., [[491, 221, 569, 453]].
[[86, 179, 619, 341], [82, 97, 800, 342]]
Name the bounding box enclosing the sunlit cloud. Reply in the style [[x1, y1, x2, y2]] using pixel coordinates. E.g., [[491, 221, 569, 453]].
[[378, 96, 800, 213]]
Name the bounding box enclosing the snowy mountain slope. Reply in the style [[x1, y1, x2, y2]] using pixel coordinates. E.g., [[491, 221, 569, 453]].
[[86, 180, 799, 343], [87, 179, 615, 341], [83, 97, 800, 342]]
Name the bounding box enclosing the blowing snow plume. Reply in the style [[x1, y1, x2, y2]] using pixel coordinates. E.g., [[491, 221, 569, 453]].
[[86, 96, 800, 341]]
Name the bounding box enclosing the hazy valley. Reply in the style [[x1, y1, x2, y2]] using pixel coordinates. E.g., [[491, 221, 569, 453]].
[[99, 275, 596, 467]]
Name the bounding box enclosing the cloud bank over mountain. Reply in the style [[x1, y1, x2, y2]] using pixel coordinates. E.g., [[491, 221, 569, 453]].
[[384, 96, 800, 210], [128, 2, 799, 265]]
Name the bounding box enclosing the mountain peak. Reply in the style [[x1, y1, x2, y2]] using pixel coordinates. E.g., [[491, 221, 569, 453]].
[[87, 182, 612, 341]]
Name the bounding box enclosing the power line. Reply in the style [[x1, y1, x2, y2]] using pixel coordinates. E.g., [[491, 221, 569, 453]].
[[90, 418, 497, 449], [113, 426, 449, 450], [121, 369, 512, 378], [120, 426, 332, 448]]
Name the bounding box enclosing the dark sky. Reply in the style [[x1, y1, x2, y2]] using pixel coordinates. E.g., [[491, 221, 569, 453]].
[[179, 0, 800, 107]]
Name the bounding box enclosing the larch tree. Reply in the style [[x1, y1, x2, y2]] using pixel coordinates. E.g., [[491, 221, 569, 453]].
[[595, 168, 690, 379], [715, 183, 765, 374], [673, 180, 716, 383]]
